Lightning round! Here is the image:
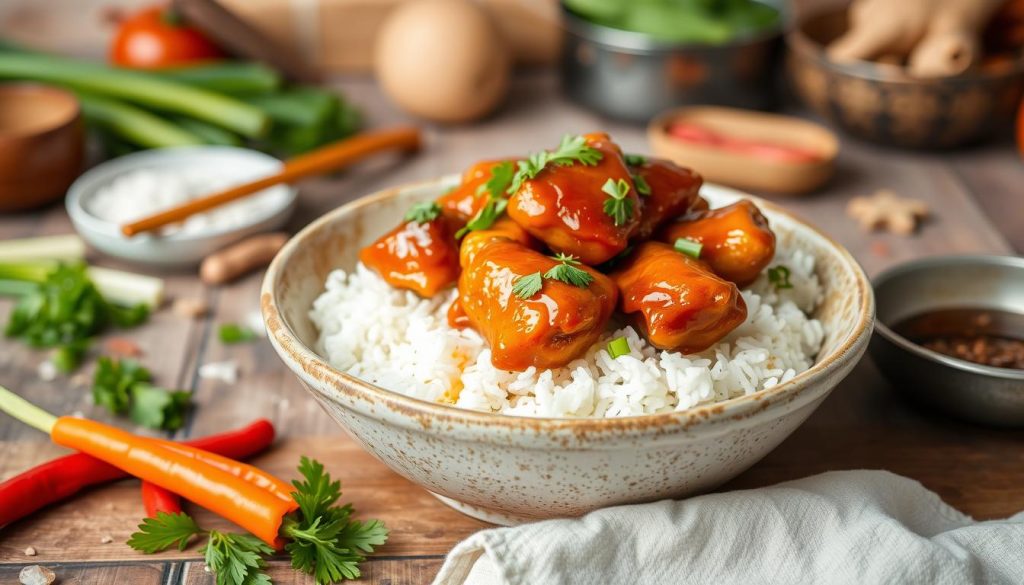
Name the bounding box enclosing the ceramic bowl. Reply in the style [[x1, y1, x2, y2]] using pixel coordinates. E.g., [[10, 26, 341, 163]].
[[871, 255, 1024, 427], [66, 146, 296, 267], [262, 178, 874, 525], [787, 8, 1024, 149], [0, 84, 84, 212]]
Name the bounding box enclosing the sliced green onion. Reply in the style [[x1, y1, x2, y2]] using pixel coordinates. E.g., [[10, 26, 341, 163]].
[[674, 238, 703, 259], [607, 337, 630, 359]]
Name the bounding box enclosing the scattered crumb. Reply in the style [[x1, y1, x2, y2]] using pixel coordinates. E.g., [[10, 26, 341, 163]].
[[36, 361, 57, 382], [846, 189, 929, 235], [72, 410, 86, 419], [104, 337, 143, 357], [173, 297, 210, 319], [869, 240, 891, 258], [278, 398, 290, 412], [23, 546, 36, 556], [70, 373, 90, 388], [198, 361, 239, 385], [100, 535, 114, 544], [18, 565, 55, 585]]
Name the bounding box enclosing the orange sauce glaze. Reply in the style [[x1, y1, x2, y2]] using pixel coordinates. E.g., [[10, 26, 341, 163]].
[[507, 132, 640, 265], [630, 158, 703, 239], [359, 216, 461, 298], [609, 242, 747, 353], [659, 200, 775, 288]]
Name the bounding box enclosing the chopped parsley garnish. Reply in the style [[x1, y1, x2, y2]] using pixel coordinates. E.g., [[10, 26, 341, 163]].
[[92, 356, 191, 430], [624, 153, 647, 166], [768, 265, 793, 290], [511, 271, 543, 299], [508, 135, 603, 194], [632, 172, 651, 196], [674, 237, 703, 259], [601, 178, 635, 226], [218, 323, 258, 344], [543, 253, 594, 288], [404, 201, 441, 224], [458, 161, 516, 238], [607, 336, 630, 359]]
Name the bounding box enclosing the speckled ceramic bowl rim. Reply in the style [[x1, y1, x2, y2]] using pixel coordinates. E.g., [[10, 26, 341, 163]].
[[873, 254, 1024, 382], [787, 8, 1024, 85], [262, 176, 874, 433]]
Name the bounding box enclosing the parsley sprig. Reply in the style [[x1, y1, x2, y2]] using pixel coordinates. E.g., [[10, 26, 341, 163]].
[[457, 161, 515, 238], [624, 153, 647, 166], [404, 201, 442, 224], [511, 254, 594, 299], [92, 356, 191, 431], [508, 135, 603, 195], [601, 178, 635, 226], [128, 457, 388, 585]]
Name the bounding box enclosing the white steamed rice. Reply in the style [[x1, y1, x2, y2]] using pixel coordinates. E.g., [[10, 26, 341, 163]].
[[310, 247, 825, 418]]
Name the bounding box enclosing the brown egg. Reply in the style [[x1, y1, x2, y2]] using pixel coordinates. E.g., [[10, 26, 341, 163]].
[[374, 0, 510, 123]]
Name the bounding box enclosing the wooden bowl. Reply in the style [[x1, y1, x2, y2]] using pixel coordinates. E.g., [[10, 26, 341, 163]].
[[648, 106, 838, 195], [787, 8, 1024, 149], [0, 84, 85, 212]]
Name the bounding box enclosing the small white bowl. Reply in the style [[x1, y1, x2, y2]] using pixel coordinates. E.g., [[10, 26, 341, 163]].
[[67, 146, 296, 267]]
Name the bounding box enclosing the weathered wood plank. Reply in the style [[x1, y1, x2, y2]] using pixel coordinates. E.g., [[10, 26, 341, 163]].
[[0, 561, 168, 585], [182, 558, 445, 585]]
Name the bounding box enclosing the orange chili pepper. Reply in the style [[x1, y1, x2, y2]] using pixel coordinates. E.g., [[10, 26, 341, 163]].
[[51, 417, 297, 546], [153, 440, 295, 504]]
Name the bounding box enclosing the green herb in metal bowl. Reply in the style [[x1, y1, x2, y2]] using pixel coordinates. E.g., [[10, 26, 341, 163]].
[[564, 0, 780, 44]]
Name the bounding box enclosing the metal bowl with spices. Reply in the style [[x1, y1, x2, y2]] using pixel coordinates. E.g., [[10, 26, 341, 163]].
[[559, 3, 785, 122], [871, 256, 1024, 427]]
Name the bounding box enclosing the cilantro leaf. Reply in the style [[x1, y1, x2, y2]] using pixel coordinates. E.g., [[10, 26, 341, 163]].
[[404, 201, 442, 224], [201, 531, 273, 585], [601, 178, 635, 226], [219, 323, 258, 344], [291, 456, 343, 523], [624, 153, 647, 166], [632, 172, 651, 196], [509, 135, 603, 194], [129, 383, 192, 431], [456, 197, 508, 239], [543, 254, 594, 289], [511, 271, 543, 299], [768, 265, 793, 290], [52, 338, 91, 373], [92, 356, 151, 415], [476, 160, 515, 200], [127, 511, 204, 553]]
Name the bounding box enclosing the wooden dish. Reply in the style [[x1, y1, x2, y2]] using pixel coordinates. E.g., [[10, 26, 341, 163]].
[[0, 84, 84, 212], [648, 106, 838, 195]]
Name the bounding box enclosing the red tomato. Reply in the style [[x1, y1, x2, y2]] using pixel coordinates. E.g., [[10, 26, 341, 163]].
[[109, 5, 225, 69]]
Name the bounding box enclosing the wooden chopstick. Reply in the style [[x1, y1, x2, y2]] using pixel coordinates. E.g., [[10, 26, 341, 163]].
[[120, 127, 422, 237]]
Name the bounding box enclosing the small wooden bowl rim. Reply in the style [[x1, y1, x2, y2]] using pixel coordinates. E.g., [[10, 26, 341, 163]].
[[0, 83, 81, 144]]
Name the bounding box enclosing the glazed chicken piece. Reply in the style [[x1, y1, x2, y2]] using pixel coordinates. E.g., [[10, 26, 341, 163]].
[[507, 133, 640, 265], [459, 216, 537, 267], [455, 238, 618, 371], [629, 157, 703, 239], [609, 242, 747, 354], [436, 160, 513, 223], [659, 200, 776, 288], [359, 212, 461, 298]]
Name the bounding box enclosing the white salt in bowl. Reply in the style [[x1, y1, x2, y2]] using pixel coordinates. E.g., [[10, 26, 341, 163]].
[[67, 146, 297, 267]]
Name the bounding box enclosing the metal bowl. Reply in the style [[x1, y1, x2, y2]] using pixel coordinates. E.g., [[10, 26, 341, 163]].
[[871, 256, 1024, 427], [559, 4, 784, 122]]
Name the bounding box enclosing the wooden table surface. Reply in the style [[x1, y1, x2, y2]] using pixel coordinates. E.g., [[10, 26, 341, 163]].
[[1, 72, 1023, 584]]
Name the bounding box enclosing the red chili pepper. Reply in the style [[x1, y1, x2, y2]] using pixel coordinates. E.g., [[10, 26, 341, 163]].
[[0, 419, 275, 527], [142, 481, 182, 517]]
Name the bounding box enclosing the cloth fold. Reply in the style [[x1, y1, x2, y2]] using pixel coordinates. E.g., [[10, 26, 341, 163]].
[[432, 471, 1024, 585]]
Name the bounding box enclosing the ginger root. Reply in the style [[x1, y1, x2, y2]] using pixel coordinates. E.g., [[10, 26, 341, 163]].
[[827, 0, 1005, 77]]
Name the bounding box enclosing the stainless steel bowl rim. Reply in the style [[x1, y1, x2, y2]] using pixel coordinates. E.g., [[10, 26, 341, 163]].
[[873, 254, 1024, 382], [561, 4, 785, 54]]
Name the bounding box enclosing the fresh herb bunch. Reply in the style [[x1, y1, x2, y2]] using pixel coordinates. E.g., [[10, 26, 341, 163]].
[[512, 254, 594, 299], [128, 457, 389, 585], [767, 265, 793, 290], [3, 262, 149, 371], [601, 178, 635, 226], [93, 356, 191, 430], [219, 323, 260, 344], [404, 201, 442, 224]]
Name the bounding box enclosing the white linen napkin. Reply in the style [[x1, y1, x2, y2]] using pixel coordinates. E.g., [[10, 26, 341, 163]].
[[432, 471, 1024, 585]]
